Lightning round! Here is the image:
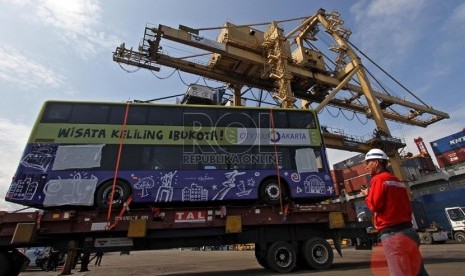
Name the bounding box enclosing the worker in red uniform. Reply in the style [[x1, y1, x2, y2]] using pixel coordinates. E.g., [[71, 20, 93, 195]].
[[360, 148, 428, 276]]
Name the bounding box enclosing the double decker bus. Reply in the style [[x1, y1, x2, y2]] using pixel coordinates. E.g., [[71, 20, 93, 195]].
[[6, 100, 334, 209]]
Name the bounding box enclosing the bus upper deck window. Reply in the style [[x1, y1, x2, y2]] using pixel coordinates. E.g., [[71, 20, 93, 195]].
[[43, 103, 72, 122]]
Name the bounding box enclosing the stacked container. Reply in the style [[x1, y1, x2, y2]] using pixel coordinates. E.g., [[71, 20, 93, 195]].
[[430, 129, 465, 168], [332, 153, 371, 194]]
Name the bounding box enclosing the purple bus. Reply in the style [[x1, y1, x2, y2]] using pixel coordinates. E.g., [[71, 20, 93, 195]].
[[6, 100, 334, 209]]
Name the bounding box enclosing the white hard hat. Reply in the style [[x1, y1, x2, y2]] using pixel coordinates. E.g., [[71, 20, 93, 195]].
[[365, 148, 389, 161]]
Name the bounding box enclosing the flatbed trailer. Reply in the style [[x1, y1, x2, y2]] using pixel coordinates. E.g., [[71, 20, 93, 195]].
[[0, 202, 376, 275]]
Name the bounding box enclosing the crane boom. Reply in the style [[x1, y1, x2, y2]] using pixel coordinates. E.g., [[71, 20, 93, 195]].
[[112, 8, 450, 185]]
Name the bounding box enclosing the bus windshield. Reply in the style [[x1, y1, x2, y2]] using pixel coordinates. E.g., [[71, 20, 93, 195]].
[[6, 101, 334, 209]]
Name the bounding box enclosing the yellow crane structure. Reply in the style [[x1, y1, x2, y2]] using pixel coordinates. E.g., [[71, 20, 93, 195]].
[[113, 8, 449, 185]]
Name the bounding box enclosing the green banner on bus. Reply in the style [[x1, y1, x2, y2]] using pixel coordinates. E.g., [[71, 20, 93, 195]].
[[32, 123, 322, 146]]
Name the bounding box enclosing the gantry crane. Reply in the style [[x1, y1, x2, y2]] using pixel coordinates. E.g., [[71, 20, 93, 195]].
[[112, 8, 449, 185]]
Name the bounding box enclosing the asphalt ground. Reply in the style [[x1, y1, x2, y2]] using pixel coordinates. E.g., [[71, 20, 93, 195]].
[[19, 243, 465, 276]]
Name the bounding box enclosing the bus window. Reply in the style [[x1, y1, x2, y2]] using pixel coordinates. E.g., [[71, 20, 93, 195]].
[[183, 107, 216, 128], [253, 109, 286, 128], [147, 106, 183, 125], [120, 146, 146, 170], [42, 103, 72, 123], [288, 112, 316, 129], [217, 110, 254, 128], [224, 146, 253, 170], [271, 110, 287, 128], [152, 146, 183, 170], [52, 144, 104, 170], [108, 105, 126, 124], [126, 106, 148, 125], [70, 104, 110, 124], [100, 145, 153, 170], [254, 146, 281, 170], [295, 148, 319, 174], [107, 104, 147, 125]]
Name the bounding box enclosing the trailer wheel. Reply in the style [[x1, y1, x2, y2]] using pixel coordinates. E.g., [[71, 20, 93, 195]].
[[254, 244, 269, 269], [420, 232, 433, 245], [301, 238, 333, 270], [265, 241, 296, 273], [454, 231, 465, 243], [95, 180, 131, 209], [259, 179, 288, 205]]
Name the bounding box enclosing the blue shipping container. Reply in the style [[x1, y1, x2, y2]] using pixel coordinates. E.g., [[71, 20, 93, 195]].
[[430, 129, 465, 156], [416, 188, 465, 232]]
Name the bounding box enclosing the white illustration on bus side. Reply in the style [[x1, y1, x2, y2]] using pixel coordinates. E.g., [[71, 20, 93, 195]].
[[326, 185, 334, 194], [7, 177, 39, 200], [182, 183, 209, 201], [43, 172, 98, 206], [235, 178, 255, 197], [212, 170, 246, 200], [155, 171, 177, 202], [303, 175, 326, 194], [185, 173, 214, 183], [20, 145, 54, 172], [133, 176, 155, 197]]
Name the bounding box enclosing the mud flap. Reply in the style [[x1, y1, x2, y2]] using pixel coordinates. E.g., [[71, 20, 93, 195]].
[[332, 231, 343, 257]]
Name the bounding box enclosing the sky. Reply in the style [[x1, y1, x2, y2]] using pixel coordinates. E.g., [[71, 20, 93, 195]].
[[1, 0, 464, 211]]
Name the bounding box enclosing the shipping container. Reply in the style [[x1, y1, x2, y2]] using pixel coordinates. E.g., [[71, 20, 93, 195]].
[[330, 169, 344, 196], [416, 188, 465, 232], [343, 174, 371, 194], [333, 153, 365, 170], [340, 163, 368, 180], [430, 129, 465, 156], [401, 156, 436, 178], [435, 148, 465, 168], [411, 200, 431, 229]]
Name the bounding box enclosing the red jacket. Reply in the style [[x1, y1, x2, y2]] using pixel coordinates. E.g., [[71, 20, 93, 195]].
[[365, 171, 412, 231]]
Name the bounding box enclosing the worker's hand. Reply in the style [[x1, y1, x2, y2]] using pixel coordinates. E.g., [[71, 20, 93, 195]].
[[360, 185, 369, 196]]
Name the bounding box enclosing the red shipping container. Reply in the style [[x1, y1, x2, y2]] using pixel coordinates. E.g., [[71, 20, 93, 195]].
[[435, 148, 465, 168], [341, 163, 368, 180], [343, 174, 371, 194], [330, 170, 344, 196]]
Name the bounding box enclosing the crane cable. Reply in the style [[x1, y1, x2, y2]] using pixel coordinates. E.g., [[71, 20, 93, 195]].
[[269, 108, 284, 214], [345, 39, 429, 107], [196, 16, 310, 31], [106, 101, 131, 229]]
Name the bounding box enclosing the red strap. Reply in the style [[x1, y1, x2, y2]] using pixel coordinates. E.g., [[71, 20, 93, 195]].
[[107, 102, 131, 225], [107, 196, 133, 230], [269, 108, 284, 213]]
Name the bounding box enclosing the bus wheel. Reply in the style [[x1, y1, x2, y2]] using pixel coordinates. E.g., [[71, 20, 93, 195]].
[[259, 179, 287, 205], [95, 180, 131, 209], [265, 241, 296, 273], [301, 238, 333, 270]]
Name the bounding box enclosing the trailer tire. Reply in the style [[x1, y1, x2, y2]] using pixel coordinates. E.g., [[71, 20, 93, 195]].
[[301, 238, 333, 270], [95, 180, 131, 209], [454, 231, 465, 243], [259, 179, 288, 206], [420, 232, 433, 245], [254, 244, 269, 269], [265, 241, 296, 273]]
